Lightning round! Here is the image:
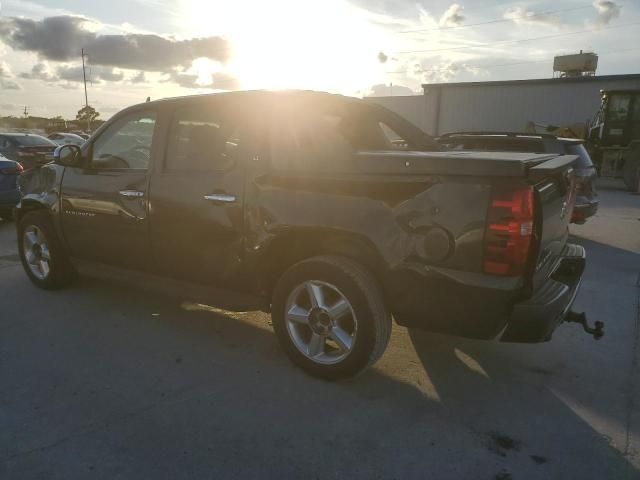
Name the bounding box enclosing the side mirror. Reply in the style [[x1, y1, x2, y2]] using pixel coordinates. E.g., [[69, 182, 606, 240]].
[[53, 144, 82, 167]]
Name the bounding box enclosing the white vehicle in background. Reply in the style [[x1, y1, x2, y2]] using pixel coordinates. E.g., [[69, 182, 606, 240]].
[[47, 132, 86, 147]]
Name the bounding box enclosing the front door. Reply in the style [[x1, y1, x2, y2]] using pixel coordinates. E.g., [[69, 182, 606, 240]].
[[149, 100, 249, 287], [60, 109, 157, 270]]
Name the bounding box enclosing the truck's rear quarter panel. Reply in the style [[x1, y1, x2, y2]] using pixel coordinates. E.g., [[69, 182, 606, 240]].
[[246, 173, 491, 274]]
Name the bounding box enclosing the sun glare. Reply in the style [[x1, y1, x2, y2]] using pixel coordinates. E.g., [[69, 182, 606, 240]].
[[180, 0, 389, 95]]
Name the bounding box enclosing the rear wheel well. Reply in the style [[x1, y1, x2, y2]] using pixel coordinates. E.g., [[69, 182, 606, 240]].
[[258, 231, 387, 299]]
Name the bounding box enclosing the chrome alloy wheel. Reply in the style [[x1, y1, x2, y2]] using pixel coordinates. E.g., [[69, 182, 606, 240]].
[[23, 225, 52, 280], [284, 280, 358, 365]]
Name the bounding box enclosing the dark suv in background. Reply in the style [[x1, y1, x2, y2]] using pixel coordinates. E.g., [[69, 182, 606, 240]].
[[437, 132, 599, 224]]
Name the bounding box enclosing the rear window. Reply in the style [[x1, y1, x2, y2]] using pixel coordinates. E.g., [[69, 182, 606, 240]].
[[563, 143, 593, 168], [13, 135, 56, 147]]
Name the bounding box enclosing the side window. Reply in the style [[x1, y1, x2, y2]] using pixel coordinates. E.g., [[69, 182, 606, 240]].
[[0, 137, 8, 148], [91, 111, 156, 170], [608, 95, 631, 122], [379, 123, 408, 150], [270, 108, 354, 170], [165, 105, 240, 172]]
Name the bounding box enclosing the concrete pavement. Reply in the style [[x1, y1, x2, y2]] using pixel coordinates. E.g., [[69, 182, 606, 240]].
[[1, 178, 639, 479]]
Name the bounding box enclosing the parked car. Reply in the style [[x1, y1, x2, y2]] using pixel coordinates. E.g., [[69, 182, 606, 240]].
[[0, 133, 57, 170], [47, 132, 86, 147], [0, 153, 23, 220], [71, 131, 91, 141], [437, 132, 599, 224], [15, 91, 597, 380]]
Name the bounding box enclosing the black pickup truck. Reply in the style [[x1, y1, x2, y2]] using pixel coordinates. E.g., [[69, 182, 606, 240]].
[[15, 91, 599, 380]]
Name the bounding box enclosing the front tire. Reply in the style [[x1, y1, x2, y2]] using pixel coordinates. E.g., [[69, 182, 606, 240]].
[[271, 255, 391, 380], [18, 211, 75, 289]]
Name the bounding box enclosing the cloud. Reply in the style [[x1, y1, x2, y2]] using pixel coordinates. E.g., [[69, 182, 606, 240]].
[[57, 64, 124, 83], [129, 71, 147, 84], [378, 51, 389, 63], [20, 61, 124, 84], [0, 61, 22, 90], [593, 0, 621, 26], [0, 16, 96, 62], [419, 61, 478, 83], [19, 62, 56, 81], [0, 78, 21, 89], [0, 62, 13, 78], [167, 70, 240, 90], [503, 6, 561, 27], [0, 15, 231, 72], [439, 4, 465, 27], [347, 0, 426, 19]]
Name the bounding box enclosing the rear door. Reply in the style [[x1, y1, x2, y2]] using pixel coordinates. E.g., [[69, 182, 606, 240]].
[[148, 99, 251, 287], [60, 108, 157, 270]]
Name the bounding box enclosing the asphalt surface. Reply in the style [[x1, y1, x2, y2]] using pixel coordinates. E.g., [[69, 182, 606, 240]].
[[1, 178, 639, 480]]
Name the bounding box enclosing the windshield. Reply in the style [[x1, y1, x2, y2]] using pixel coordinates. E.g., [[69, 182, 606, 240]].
[[14, 135, 56, 147]]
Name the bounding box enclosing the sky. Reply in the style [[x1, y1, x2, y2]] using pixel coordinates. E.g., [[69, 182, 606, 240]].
[[0, 0, 638, 119]]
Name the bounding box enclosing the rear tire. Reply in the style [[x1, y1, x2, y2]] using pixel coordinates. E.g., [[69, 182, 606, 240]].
[[271, 255, 391, 380], [18, 210, 75, 289]]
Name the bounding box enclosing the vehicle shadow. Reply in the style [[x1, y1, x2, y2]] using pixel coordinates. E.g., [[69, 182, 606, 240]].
[[405, 234, 639, 479], [2, 250, 637, 480]]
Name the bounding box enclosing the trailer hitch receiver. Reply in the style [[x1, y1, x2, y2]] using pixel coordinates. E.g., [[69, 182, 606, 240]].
[[565, 311, 604, 340]]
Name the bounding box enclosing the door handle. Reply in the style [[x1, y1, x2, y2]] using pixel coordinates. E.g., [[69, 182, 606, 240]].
[[204, 193, 236, 203], [119, 190, 145, 198]]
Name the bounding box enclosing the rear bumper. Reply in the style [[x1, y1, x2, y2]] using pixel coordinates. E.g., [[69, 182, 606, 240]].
[[388, 243, 586, 343], [500, 243, 585, 342]]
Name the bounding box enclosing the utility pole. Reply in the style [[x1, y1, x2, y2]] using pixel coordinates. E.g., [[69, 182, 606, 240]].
[[81, 48, 91, 131], [23, 106, 28, 118], [81, 48, 89, 108]]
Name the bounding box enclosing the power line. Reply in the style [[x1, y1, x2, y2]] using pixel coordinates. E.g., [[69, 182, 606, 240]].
[[392, 21, 640, 55], [395, 3, 594, 34], [384, 46, 640, 75]]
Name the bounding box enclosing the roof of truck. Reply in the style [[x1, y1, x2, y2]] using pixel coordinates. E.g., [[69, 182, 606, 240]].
[[139, 90, 361, 109]]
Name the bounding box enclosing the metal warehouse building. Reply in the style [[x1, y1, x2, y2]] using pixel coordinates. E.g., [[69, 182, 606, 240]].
[[367, 73, 640, 136]]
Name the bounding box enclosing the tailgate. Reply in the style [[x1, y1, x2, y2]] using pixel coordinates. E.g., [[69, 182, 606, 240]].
[[529, 154, 578, 290]]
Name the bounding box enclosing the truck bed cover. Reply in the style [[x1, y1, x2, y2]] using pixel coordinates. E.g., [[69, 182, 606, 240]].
[[355, 150, 577, 178]]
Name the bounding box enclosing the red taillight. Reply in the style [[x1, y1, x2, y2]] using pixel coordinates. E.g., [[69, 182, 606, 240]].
[[483, 185, 535, 276], [0, 163, 24, 175]]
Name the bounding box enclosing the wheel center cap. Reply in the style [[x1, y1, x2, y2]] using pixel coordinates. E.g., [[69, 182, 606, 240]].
[[309, 308, 332, 335]]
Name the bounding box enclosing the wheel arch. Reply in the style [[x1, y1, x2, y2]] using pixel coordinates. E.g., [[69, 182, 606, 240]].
[[16, 197, 50, 223], [255, 228, 389, 299]]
